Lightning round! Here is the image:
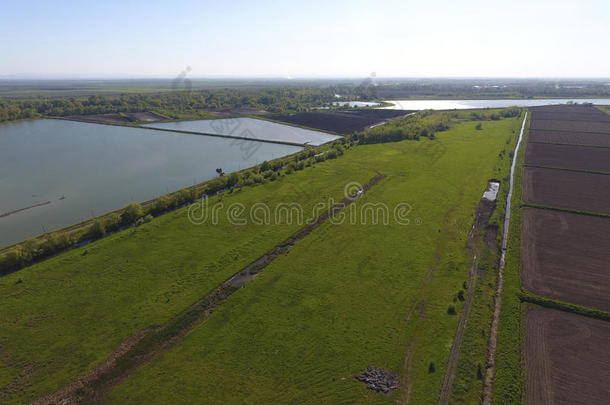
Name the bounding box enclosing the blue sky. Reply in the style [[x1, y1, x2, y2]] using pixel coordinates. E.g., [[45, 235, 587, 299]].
[[1, 0, 608, 78]]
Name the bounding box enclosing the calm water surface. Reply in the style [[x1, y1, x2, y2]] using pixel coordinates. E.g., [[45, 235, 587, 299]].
[[382, 99, 610, 110], [0, 119, 301, 248], [144, 117, 341, 146]]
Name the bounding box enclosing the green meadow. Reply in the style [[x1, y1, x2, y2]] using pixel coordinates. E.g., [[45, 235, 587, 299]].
[[106, 117, 521, 404], [0, 157, 375, 403], [0, 113, 521, 404]]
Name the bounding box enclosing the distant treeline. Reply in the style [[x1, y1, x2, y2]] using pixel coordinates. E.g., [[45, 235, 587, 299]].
[[352, 107, 521, 144], [0, 87, 336, 122], [335, 79, 610, 100]]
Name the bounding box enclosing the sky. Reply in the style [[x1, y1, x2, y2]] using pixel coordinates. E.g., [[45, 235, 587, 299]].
[[1, 0, 608, 79]]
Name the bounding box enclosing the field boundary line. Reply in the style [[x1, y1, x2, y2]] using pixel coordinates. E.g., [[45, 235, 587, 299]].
[[527, 140, 610, 149], [526, 126, 610, 136], [521, 203, 610, 219], [519, 292, 610, 322], [522, 164, 610, 176]]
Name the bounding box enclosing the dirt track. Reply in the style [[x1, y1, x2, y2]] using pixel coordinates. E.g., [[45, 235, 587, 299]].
[[267, 109, 412, 134], [523, 167, 610, 214], [525, 143, 610, 173], [525, 306, 610, 405], [438, 188, 501, 404], [522, 208, 610, 311]]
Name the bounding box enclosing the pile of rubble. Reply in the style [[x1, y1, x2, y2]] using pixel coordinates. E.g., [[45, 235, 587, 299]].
[[353, 366, 399, 394]]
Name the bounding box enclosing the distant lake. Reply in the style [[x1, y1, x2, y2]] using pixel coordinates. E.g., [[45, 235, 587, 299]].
[[381, 99, 610, 110], [0, 119, 301, 248], [143, 117, 342, 146], [333, 101, 382, 108]]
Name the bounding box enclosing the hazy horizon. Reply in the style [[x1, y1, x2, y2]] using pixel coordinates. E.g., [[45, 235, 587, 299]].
[[2, 0, 609, 79]]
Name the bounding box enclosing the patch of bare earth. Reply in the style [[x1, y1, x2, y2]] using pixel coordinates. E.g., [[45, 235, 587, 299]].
[[525, 306, 610, 405], [526, 142, 610, 173], [523, 167, 610, 214], [522, 208, 610, 311]]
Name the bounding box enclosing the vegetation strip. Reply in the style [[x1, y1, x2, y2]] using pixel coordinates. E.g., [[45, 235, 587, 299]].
[[523, 164, 610, 176], [521, 202, 610, 219], [482, 112, 528, 405], [437, 196, 487, 404], [527, 140, 610, 149], [34, 174, 385, 405]]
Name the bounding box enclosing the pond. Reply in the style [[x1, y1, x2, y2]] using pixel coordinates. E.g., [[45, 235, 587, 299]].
[[0, 119, 301, 248], [143, 117, 341, 146], [381, 98, 610, 110]]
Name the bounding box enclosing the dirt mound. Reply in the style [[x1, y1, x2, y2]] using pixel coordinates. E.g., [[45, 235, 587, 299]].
[[353, 367, 399, 394]]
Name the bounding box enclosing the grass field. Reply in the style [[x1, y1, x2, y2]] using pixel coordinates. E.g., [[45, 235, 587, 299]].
[[0, 114, 521, 404], [0, 157, 375, 403], [103, 117, 522, 404]]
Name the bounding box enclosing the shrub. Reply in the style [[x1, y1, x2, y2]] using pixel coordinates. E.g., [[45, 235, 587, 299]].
[[475, 123, 483, 130], [105, 213, 121, 232], [121, 202, 143, 225], [448, 304, 457, 315], [89, 219, 106, 238], [227, 172, 240, 188], [429, 362, 436, 373], [152, 195, 172, 215], [457, 290, 465, 301]]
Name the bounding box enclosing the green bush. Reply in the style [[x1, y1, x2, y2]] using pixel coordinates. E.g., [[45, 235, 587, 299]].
[[89, 219, 106, 238], [121, 202, 143, 225]]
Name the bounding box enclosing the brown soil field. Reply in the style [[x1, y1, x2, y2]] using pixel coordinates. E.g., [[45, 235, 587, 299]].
[[521, 208, 610, 311], [523, 167, 610, 214], [529, 130, 610, 147], [65, 111, 165, 124], [530, 112, 610, 122], [525, 306, 610, 405], [265, 109, 412, 134], [529, 105, 606, 115], [525, 143, 610, 173], [530, 119, 610, 134]]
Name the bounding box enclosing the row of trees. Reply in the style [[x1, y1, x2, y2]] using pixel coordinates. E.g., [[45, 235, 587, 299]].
[[352, 107, 521, 145], [0, 87, 337, 122], [352, 111, 450, 144]]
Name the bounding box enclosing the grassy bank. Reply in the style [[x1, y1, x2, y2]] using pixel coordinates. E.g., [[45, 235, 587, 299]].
[[449, 113, 521, 404], [0, 152, 373, 403], [491, 113, 530, 404]]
